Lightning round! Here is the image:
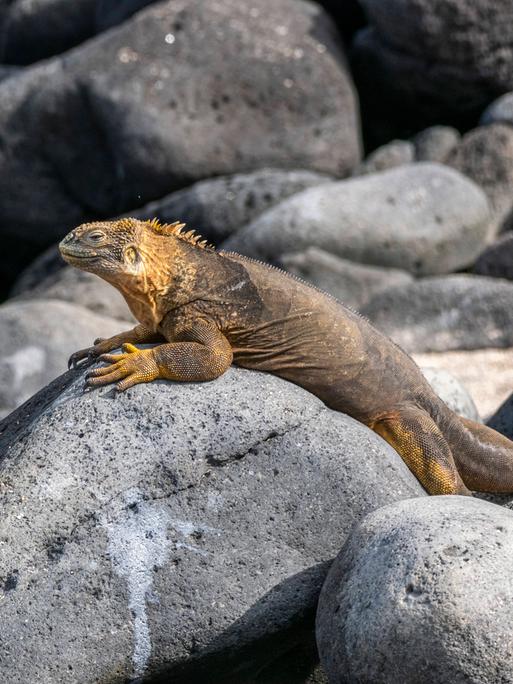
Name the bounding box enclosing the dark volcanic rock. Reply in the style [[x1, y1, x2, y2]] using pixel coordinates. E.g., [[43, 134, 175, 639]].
[[317, 496, 513, 684], [0, 364, 423, 682], [223, 164, 490, 276], [362, 274, 513, 353], [448, 124, 513, 234], [130, 169, 333, 243], [352, 0, 513, 143], [474, 233, 513, 281], [0, 0, 361, 257], [487, 393, 513, 441]]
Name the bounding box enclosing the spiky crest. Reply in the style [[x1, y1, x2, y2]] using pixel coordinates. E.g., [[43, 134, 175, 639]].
[[145, 218, 214, 250]]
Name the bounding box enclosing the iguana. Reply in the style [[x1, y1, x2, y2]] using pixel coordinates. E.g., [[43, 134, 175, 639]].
[[59, 217, 513, 496]]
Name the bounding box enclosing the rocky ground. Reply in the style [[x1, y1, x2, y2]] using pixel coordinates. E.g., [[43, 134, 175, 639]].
[[1, 0, 513, 682]]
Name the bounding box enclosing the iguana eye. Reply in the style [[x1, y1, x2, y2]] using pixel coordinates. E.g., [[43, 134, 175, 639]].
[[88, 231, 105, 242]]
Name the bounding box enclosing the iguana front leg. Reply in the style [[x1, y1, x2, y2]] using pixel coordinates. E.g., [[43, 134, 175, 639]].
[[68, 324, 164, 369], [85, 319, 233, 392]]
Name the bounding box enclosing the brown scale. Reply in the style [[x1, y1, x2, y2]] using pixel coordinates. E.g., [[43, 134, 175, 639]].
[[60, 217, 513, 496]]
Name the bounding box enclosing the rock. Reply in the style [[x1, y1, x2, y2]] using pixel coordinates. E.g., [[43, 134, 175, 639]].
[[9, 245, 64, 296], [413, 348, 513, 421], [0, 0, 361, 255], [412, 126, 461, 163], [317, 496, 513, 684], [488, 392, 513, 441], [12, 266, 134, 322], [278, 247, 413, 311], [223, 163, 490, 276], [420, 368, 480, 422], [448, 124, 513, 233], [95, 0, 156, 31], [352, 0, 513, 136], [0, 364, 424, 682], [480, 92, 513, 126], [0, 0, 97, 64], [0, 299, 122, 418], [362, 274, 513, 353], [130, 169, 333, 243], [474, 232, 513, 280], [354, 140, 414, 175]]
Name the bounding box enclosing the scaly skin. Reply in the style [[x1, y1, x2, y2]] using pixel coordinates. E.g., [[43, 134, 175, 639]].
[[59, 218, 513, 496]]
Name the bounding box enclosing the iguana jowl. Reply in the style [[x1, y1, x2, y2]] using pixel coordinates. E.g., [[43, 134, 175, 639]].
[[60, 218, 513, 496]]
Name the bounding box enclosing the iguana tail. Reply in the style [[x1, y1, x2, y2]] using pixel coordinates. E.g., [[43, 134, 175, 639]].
[[442, 414, 513, 493]]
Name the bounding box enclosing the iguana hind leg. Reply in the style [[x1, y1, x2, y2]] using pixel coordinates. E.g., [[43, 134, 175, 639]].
[[371, 405, 470, 495]]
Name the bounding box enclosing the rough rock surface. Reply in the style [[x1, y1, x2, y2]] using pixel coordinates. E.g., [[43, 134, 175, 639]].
[[223, 163, 490, 276], [0, 364, 424, 683], [474, 232, 513, 281], [0, 299, 121, 418], [130, 169, 333, 244], [413, 126, 460, 163], [316, 496, 513, 684], [12, 266, 134, 322], [480, 92, 513, 126], [413, 348, 513, 421], [420, 368, 480, 422], [352, 0, 513, 129], [354, 140, 414, 175], [362, 275, 513, 353], [448, 124, 513, 233], [0, 0, 361, 252], [278, 247, 413, 311]]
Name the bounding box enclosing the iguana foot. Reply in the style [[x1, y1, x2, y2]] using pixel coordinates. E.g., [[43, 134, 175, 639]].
[[68, 338, 108, 369], [85, 343, 159, 392]]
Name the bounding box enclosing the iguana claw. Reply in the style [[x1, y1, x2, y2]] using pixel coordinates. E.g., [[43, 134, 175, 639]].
[[68, 348, 98, 370]]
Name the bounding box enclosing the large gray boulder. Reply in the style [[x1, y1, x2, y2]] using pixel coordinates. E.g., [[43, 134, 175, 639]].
[[0, 299, 122, 418], [223, 164, 490, 276], [278, 247, 413, 311], [352, 0, 513, 129], [0, 363, 424, 683], [362, 274, 513, 353], [0, 0, 361, 254], [316, 496, 513, 684], [129, 169, 333, 244], [448, 124, 513, 233], [12, 266, 134, 322]]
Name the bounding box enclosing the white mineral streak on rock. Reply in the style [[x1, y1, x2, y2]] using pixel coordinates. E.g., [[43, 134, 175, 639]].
[[102, 489, 171, 679]]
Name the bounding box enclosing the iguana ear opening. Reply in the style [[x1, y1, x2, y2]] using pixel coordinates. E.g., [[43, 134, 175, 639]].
[[123, 244, 140, 268]]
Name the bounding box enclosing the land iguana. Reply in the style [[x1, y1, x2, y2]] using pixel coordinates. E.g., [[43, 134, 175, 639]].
[[59, 218, 513, 496]]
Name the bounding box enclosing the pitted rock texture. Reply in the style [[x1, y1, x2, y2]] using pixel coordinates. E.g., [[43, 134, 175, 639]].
[[0, 365, 424, 683], [223, 164, 490, 276], [316, 496, 513, 684], [0, 299, 121, 418], [0, 0, 361, 254], [362, 275, 513, 353], [278, 247, 413, 311], [129, 169, 333, 244]]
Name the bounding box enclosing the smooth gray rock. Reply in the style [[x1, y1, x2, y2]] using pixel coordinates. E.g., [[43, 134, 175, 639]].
[[421, 367, 480, 422], [0, 299, 121, 418], [362, 274, 513, 353], [223, 164, 490, 276], [0, 364, 424, 683], [352, 0, 513, 126], [12, 266, 134, 322], [413, 126, 461, 163], [474, 232, 513, 281], [448, 124, 513, 233], [316, 496, 513, 684], [278, 247, 413, 311], [480, 92, 513, 126], [130, 169, 334, 243], [354, 140, 414, 175], [0, 0, 361, 253]]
